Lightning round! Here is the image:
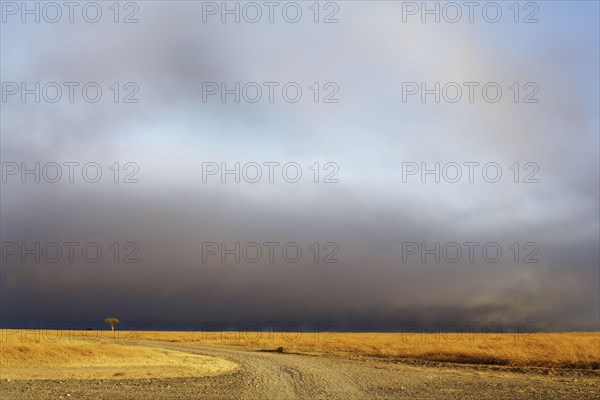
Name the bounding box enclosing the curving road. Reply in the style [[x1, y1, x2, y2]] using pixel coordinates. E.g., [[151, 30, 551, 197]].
[[2, 340, 598, 399]]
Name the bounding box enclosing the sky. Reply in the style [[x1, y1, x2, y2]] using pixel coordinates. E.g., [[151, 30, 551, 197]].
[[1, 1, 599, 333]]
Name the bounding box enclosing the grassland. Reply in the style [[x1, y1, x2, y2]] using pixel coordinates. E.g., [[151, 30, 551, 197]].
[[1, 330, 598, 381], [2, 330, 598, 399], [131, 330, 600, 370], [0, 331, 237, 380]]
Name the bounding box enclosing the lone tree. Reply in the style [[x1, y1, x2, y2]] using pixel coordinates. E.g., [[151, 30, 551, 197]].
[[104, 317, 120, 332]]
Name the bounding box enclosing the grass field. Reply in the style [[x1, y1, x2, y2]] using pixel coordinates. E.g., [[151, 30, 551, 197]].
[[131, 330, 600, 370], [0, 331, 237, 380], [1, 330, 598, 380]]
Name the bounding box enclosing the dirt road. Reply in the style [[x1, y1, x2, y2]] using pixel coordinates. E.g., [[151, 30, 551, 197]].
[[2, 340, 598, 399]]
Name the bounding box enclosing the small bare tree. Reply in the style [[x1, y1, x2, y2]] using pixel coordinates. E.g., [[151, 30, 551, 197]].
[[104, 317, 120, 333]]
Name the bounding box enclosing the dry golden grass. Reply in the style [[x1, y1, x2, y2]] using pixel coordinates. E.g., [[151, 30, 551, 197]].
[[1, 330, 598, 380], [130, 331, 600, 370], [0, 330, 237, 380]]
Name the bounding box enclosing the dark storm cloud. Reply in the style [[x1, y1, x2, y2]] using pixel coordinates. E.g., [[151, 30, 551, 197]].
[[1, 2, 598, 331]]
